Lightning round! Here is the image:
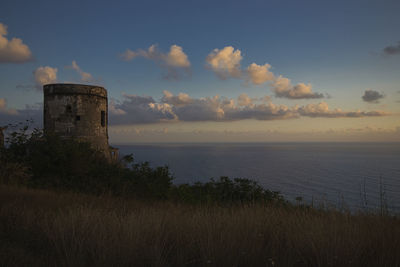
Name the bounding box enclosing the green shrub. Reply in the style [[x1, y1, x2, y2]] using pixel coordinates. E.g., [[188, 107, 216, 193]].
[[170, 176, 286, 205], [0, 122, 285, 205], [0, 122, 173, 198]]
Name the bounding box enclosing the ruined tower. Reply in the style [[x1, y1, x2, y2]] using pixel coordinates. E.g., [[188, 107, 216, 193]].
[[43, 84, 118, 160]]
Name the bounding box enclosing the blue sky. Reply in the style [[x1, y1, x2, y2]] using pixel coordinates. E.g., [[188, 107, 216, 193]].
[[1, 0, 399, 142]]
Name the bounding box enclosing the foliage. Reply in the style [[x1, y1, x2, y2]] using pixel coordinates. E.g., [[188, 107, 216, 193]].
[[170, 176, 285, 205], [0, 122, 285, 204]]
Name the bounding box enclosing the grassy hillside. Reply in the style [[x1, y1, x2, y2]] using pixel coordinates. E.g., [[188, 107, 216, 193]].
[[1, 185, 399, 267], [1, 124, 399, 266]]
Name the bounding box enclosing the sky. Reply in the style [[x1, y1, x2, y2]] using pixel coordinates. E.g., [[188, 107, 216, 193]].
[[0, 0, 400, 143]]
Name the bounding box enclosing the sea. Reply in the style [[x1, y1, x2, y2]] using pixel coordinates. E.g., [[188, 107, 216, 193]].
[[116, 143, 400, 213]]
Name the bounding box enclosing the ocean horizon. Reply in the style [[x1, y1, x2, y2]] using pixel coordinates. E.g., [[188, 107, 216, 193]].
[[115, 142, 400, 213]]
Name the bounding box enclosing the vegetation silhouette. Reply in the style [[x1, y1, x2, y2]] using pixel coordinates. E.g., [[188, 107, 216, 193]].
[[0, 122, 285, 205], [1, 122, 400, 266]]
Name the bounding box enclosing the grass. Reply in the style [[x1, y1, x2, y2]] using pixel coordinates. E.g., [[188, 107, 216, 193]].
[[1, 185, 399, 267]]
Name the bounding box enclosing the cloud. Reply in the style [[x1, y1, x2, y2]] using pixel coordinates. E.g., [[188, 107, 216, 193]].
[[236, 93, 270, 107], [206, 46, 324, 99], [225, 101, 297, 121], [33, 66, 58, 90], [161, 90, 193, 107], [362, 89, 384, 103], [120, 44, 190, 80], [110, 124, 400, 143], [1, 91, 388, 127], [108, 91, 387, 125], [271, 75, 324, 99], [0, 23, 32, 63], [173, 95, 227, 121], [120, 49, 138, 61], [0, 98, 18, 115], [110, 126, 169, 136], [206, 46, 242, 79], [237, 93, 253, 107], [67, 60, 94, 82], [0, 101, 42, 126], [246, 63, 275, 85], [109, 91, 295, 124], [109, 99, 127, 115], [383, 41, 400, 55], [297, 102, 388, 118], [120, 44, 158, 61], [165, 45, 190, 68], [108, 94, 177, 125]]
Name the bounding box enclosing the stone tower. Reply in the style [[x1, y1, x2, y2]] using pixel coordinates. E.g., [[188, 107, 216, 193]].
[[43, 83, 118, 160]]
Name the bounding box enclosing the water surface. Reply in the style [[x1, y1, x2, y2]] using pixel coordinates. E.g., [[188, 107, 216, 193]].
[[117, 143, 400, 212]]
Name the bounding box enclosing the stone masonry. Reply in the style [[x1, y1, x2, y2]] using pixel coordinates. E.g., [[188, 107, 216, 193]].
[[43, 84, 118, 160]]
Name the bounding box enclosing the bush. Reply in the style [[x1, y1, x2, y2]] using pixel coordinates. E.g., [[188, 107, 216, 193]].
[[0, 161, 30, 186], [0, 122, 285, 205], [0, 122, 173, 198], [170, 176, 286, 205]]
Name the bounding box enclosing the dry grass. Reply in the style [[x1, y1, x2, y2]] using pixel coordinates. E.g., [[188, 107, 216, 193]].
[[1, 185, 399, 267]]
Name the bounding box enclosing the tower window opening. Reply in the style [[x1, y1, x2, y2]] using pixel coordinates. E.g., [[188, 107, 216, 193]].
[[66, 105, 72, 113], [101, 111, 105, 127], [76, 115, 80, 121]]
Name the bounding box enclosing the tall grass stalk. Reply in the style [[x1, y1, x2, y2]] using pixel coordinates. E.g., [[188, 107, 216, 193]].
[[1, 185, 399, 267]]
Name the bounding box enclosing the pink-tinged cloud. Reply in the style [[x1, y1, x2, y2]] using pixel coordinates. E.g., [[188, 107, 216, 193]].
[[0, 101, 42, 126], [272, 76, 324, 99], [206, 46, 324, 99], [67, 60, 94, 82], [120, 44, 190, 80], [0, 23, 32, 63], [246, 63, 275, 85], [297, 102, 389, 118], [0, 91, 390, 127], [0, 98, 18, 115], [108, 91, 388, 124], [33, 66, 58, 90], [206, 46, 242, 79]]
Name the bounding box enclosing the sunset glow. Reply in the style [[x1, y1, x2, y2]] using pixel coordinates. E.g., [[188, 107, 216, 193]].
[[1, 0, 399, 143]]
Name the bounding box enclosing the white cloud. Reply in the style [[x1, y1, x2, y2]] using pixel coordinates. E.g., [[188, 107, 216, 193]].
[[0, 98, 18, 115], [161, 90, 193, 107], [272, 75, 324, 99], [206, 46, 242, 79], [0, 102, 42, 126], [165, 45, 190, 67], [206, 46, 325, 99], [33, 66, 58, 89], [68, 60, 94, 82], [120, 44, 158, 61], [237, 93, 253, 107], [174, 95, 226, 121], [0, 23, 32, 63], [120, 44, 190, 80], [120, 49, 138, 61], [109, 94, 177, 124], [108, 91, 387, 125], [109, 99, 127, 115], [246, 63, 275, 85], [0, 91, 389, 127], [297, 102, 389, 118]]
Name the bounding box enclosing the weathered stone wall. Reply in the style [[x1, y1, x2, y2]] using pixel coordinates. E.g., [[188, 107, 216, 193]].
[[43, 84, 111, 158]]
